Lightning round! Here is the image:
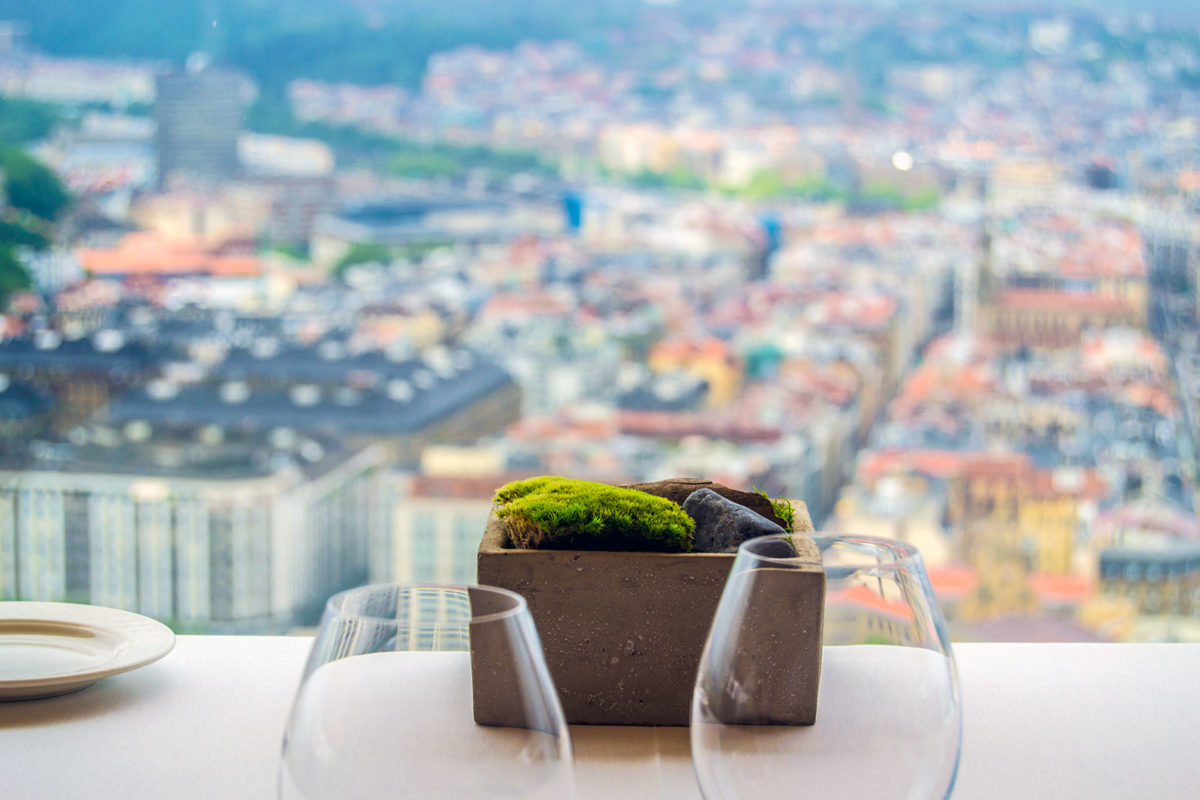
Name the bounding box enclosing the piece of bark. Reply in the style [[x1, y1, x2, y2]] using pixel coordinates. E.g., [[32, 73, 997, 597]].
[[621, 478, 812, 531]]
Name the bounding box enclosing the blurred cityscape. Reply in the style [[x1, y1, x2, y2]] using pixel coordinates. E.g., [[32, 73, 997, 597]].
[[1, 1, 1199, 640]]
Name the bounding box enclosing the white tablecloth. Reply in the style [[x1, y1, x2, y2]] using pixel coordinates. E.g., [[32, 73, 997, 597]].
[[1, 637, 1198, 799]]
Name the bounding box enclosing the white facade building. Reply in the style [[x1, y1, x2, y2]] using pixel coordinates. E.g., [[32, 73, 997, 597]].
[[376, 473, 500, 586], [0, 438, 388, 632]]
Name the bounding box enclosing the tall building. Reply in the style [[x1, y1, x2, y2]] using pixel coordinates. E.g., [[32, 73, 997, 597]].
[[1141, 212, 1199, 335], [0, 428, 388, 632], [155, 57, 243, 188]]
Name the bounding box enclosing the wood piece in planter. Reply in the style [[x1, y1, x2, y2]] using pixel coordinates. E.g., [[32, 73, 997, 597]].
[[685, 488, 787, 553], [621, 478, 809, 531]]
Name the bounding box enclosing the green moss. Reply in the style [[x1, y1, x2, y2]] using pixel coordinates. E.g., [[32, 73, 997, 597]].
[[492, 475, 556, 505], [771, 497, 795, 532], [493, 476, 695, 552], [754, 487, 795, 532]]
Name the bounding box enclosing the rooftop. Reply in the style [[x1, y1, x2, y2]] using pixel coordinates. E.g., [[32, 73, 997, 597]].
[[0, 378, 51, 420], [78, 233, 262, 278], [107, 357, 513, 438], [0, 427, 357, 482], [0, 332, 157, 374], [993, 289, 1135, 314]]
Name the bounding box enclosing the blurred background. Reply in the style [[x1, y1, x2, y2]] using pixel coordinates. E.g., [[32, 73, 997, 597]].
[[0, 0, 1198, 641]]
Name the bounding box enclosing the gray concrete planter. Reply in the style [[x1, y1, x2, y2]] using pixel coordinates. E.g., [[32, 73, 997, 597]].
[[473, 500, 821, 726]]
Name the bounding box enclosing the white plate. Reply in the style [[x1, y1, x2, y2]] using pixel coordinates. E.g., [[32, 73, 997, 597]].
[[0, 602, 176, 701]]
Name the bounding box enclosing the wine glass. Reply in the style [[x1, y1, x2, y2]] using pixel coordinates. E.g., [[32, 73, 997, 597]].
[[692, 534, 961, 799], [279, 584, 574, 799]]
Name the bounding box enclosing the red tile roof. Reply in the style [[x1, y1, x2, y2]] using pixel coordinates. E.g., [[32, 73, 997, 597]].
[[1021, 469, 1108, 500], [649, 336, 736, 363], [409, 474, 538, 500], [812, 291, 898, 331], [1028, 573, 1093, 606], [78, 233, 262, 278], [928, 565, 980, 600], [858, 449, 974, 481], [1057, 226, 1145, 279], [478, 290, 574, 320], [828, 584, 915, 622], [616, 410, 781, 442], [993, 289, 1134, 314]]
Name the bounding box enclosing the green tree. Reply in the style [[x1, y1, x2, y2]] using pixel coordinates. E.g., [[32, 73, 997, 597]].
[[861, 181, 907, 208], [0, 146, 69, 307], [1, 147, 71, 222], [0, 218, 50, 251], [790, 175, 845, 202], [333, 242, 393, 277], [725, 171, 846, 203], [389, 149, 462, 179], [743, 170, 786, 200], [628, 165, 704, 191], [0, 247, 32, 307], [269, 241, 309, 261], [0, 96, 60, 143], [903, 187, 941, 211], [855, 181, 940, 211]]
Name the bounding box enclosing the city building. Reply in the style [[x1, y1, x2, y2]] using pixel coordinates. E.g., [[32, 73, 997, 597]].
[[1094, 502, 1200, 617], [379, 473, 502, 586], [987, 159, 1064, 211], [35, 111, 156, 194], [227, 175, 336, 249], [1099, 546, 1200, 618], [311, 195, 565, 268], [0, 428, 388, 632], [984, 290, 1144, 351], [946, 456, 1107, 575], [824, 585, 917, 646], [78, 232, 262, 279], [0, 331, 159, 433], [0, 376, 51, 444], [155, 59, 245, 188], [108, 342, 521, 466], [0, 54, 157, 107], [5, 1, 1200, 646]]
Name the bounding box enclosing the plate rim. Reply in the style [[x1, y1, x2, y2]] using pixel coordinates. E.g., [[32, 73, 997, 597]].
[[0, 601, 176, 692]]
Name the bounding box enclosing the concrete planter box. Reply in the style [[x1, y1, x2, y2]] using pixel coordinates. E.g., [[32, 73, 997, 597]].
[[473, 499, 819, 727]]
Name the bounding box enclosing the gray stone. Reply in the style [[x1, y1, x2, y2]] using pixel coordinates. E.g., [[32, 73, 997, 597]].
[[684, 488, 786, 553]]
